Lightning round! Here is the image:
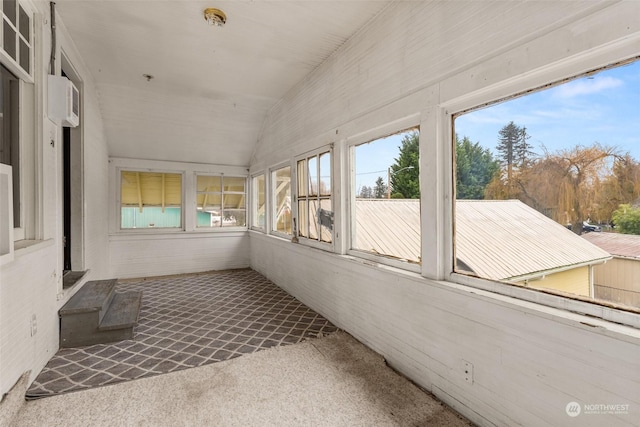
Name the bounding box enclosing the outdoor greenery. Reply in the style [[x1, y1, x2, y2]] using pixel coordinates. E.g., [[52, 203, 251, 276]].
[[389, 131, 420, 199], [612, 204, 640, 235], [456, 135, 499, 200], [479, 123, 640, 235]]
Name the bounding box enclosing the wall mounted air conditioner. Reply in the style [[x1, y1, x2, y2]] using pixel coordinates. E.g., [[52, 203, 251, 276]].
[[48, 75, 80, 127]]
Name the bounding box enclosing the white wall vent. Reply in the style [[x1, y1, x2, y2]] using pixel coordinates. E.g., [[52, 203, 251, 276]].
[[0, 163, 14, 265], [48, 75, 80, 127]]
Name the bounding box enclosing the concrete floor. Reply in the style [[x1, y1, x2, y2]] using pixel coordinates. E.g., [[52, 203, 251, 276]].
[[15, 331, 472, 426]]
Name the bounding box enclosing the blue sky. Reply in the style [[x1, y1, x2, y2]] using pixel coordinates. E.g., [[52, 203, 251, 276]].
[[455, 60, 640, 158], [355, 60, 639, 191]]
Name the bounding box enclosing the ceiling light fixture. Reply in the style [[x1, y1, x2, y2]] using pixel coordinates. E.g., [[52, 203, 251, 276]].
[[203, 8, 226, 27]]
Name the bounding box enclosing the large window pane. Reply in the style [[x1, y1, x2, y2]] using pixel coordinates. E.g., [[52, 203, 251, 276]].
[[352, 129, 420, 264], [453, 59, 639, 309], [196, 175, 246, 228], [272, 166, 291, 235], [120, 171, 182, 229]]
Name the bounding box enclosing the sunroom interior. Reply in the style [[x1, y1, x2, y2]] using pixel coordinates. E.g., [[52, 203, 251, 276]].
[[1, 1, 639, 425]]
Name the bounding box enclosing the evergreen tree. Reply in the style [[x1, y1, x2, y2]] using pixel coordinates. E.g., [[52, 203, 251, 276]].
[[389, 132, 420, 198], [456, 135, 500, 199], [358, 185, 373, 198], [496, 121, 535, 197], [373, 177, 387, 199]]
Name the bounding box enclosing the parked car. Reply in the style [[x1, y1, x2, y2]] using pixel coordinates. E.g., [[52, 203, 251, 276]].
[[582, 222, 602, 232]]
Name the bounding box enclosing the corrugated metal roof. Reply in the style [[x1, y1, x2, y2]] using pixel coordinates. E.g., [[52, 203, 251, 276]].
[[354, 199, 421, 262], [354, 199, 611, 280], [581, 232, 640, 259], [455, 200, 611, 281]]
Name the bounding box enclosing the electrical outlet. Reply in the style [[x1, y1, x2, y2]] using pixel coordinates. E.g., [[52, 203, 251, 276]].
[[30, 314, 37, 336], [463, 360, 473, 384]]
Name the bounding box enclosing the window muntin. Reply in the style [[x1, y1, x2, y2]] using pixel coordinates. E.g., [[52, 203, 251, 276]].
[[452, 59, 639, 310], [2, 0, 31, 75], [120, 171, 183, 229], [271, 166, 291, 235], [351, 128, 421, 264], [196, 175, 246, 228], [251, 174, 266, 230], [297, 150, 332, 244]]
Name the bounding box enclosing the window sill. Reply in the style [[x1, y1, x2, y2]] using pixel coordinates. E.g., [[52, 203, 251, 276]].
[[14, 239, 54, 257], [109, 230, 248, 241]]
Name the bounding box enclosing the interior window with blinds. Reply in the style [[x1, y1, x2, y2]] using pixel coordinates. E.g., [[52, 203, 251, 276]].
[[120, 171, 182, 229]]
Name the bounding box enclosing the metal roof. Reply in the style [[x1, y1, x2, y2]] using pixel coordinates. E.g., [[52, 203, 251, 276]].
[[354, 199, 611, 281], [354, 199, 421, 262], [581, 232, 640, 259], [455, 200, 611, 281]]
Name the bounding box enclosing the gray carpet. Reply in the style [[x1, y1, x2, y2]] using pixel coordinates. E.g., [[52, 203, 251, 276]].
[[15, 331, 472, 426]]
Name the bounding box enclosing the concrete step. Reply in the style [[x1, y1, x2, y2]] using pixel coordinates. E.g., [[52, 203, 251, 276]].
[[59, 279, 142, 348], [100, 291, 142, 331]]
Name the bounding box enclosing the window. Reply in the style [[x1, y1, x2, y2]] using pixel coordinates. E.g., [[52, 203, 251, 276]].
[[271, 165, 291, 235], [351, 128, 421, 265], [120, 171, 182, 229], [453, 59, 639, 310], [2, 0, 31, 75], [297, 150, 332, 244], [251, 174, 265, 230], [0, 64, 19, 228], [196, 175, 246, 228]]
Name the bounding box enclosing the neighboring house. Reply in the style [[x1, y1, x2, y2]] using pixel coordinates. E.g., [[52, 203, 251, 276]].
[[355, 199, 612, 297], [582, 232, 640, 308]]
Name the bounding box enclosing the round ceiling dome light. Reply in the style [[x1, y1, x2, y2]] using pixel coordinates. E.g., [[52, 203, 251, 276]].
[[204, 8, 226, 27]]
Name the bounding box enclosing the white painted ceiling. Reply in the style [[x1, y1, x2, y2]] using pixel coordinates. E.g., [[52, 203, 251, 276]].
[[55, 1, 392, 165]]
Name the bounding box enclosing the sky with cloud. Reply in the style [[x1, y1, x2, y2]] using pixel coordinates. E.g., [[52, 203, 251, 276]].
[[355, 59, 639, 191], [455, 60, 640, 158]]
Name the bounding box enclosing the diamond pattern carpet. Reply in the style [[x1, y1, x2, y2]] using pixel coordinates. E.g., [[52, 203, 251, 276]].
[[26, 269, 337, 398]]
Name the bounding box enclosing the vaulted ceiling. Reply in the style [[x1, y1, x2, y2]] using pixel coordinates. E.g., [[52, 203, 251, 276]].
[[55, 1, 392, 165]]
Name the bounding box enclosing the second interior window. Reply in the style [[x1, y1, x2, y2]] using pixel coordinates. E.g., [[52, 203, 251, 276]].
[[196, 175, 246, 228]]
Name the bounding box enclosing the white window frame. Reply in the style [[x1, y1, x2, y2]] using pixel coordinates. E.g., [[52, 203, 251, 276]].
[[194, 173, 247, 230], [0, 0, 34, 83], [346, 119, 422, 273], [294, 146, 334, 251], [250, 172, 266, 232], [117, 168, 185, 232], [269, 162, 293, 239], [440, 48, 640, 327], [0, 0, 37, 247]]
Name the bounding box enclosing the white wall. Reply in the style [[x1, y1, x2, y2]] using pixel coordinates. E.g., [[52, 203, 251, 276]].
[[106, 158, 251, 279], [250, 1, 640, 426], [0, 2, 110, 397], [109, 233, 249, 279]]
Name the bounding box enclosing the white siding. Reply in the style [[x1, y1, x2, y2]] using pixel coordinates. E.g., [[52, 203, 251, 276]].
[[109, 234, 250, 279], [251, 1, 640, 426], [0, 4, 111, 396]]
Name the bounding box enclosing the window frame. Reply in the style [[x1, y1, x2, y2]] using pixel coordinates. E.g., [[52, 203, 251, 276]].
[[250, 172, 266, 232], [194, 173, 247, 230], [117, 168, 185, 232], [269, 162, 293, 239], [442, 53, 640, 326], [294, 146, 334, 251], [346, 120, 422, 273], [0, 0, 33, 83]]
